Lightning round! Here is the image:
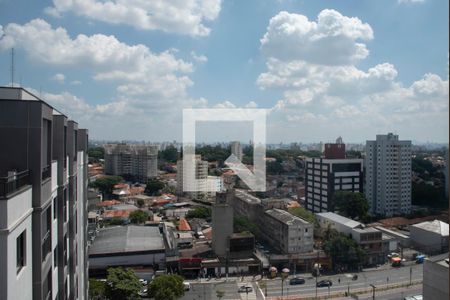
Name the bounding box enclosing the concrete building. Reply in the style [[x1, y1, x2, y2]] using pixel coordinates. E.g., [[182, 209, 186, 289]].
[[423, 253, 449, 300], [0, 87, 88, 300], [262, 209, 314, 254], [323, 137, 345, 159], [176, 155, 208, 200], [305, 157, 363, 213], [211, 191, 234, 258], [88, 226, 165, 276], [316, 212, 385, 265], [230, 141, 243, 161], [410, 220, 449, 255], [365, 133, 412, 216], [104, 144, 158, 182]]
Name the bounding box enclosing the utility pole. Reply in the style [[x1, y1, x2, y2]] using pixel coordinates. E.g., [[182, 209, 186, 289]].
[[409, 266, 412, 286]]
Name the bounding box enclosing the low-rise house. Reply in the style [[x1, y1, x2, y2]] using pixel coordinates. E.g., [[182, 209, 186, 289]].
[[316, 212, 385, 265], [410, 220, 449, 255]]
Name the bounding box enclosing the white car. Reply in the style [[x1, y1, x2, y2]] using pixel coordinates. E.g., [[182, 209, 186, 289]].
[[183, 282, 191, 291]]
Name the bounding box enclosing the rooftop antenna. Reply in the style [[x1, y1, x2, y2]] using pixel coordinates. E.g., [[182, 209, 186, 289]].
[[10, 48, 15, 87]]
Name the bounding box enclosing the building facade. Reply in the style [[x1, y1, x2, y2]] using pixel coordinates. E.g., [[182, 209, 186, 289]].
[[423, 253, 449, 300], [262, 209, 314, 254], [176, 155, 208, 200], [323, 137, 345, 159], [230, 141, 243, 161], [305, 158, 363, 213], [365, 133, 412, 216], [104, 144, 158, 182], [211, 192, 234, 258], [0, 87, 88, 300], [316, 212, 384, 265]]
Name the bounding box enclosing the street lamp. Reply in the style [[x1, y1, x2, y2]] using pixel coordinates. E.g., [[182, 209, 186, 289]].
[[281, 268, 290, 299], [370, 284, 376, 300]]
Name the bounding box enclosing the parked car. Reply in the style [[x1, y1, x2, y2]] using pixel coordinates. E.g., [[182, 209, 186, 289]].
[[238, 285, 253, 293], [183, 282, 191, 291], [316, 280, 332, 287], [289, 277, 305, 285]]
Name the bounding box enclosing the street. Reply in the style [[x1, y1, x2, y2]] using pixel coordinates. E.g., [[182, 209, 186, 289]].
[[180, 263, 423, 300]]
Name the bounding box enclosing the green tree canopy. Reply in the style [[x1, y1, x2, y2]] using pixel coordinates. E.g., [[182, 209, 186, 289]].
[[333, 191, 369, 220], [234, 216, 259, 235], [185, 207, 211, 219], [90, 176, 123, 197], [129, 210, 149, 224], [88, 146, 105, 162], [148, 274, 185, 300], [145, 179, 165, 196], [288, 207, 316, 224], [323, 233, 366, 271], [89, 279, 106, 300], [136, 199, 145, 208], [105, 267, 141, 300], [159, 146, 179, 163]]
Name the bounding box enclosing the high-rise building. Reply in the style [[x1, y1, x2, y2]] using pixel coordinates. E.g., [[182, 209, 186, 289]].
[[104, 144, 158, 182], [211, 191, 234, 258], [176, 155, 208, 199], [323, 136, 346, 159], [0, 87, 88, 300], [305, 157, 363, 213], [230, 141, 243, 162], [365, 133, 412, 216]]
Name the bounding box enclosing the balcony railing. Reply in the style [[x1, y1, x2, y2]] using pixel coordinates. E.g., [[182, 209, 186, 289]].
[[42, 165, 51, 180], [42, 231, 52, 262], [0, 170, 30, 198]]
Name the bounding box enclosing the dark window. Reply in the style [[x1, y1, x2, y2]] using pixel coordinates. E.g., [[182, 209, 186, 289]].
[[42, 207, 52, 262], [53, 198, 57, 220], [16, 230, 26, 273]]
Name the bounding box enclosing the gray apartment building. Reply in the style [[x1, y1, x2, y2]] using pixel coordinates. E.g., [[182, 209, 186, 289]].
[[104, 144, 158, 182], [0, 87, 88, 300], [365, 133, 412, 216], [305, 157, 363, 213], [262, 209, 314, 254]]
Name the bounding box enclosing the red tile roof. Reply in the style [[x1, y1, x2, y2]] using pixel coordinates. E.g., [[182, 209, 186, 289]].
[[178, 218, 192, 231]]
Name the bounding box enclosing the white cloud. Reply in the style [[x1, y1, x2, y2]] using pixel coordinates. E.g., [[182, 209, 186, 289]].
[[261, 10, 373, 65], [190, 51, 208, 63], [398, 0, 425, 4], [45, 0, 222, 36], [70, 80, 82, 85], [259, 9, 448, 142], [51, 73, 65, 84], [0, 19, 194, 101]]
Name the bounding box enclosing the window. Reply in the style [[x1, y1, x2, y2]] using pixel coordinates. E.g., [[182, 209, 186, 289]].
[[53, 247, 58, 268], [17, 230, 26, 273], [53, 198, 57, 220]]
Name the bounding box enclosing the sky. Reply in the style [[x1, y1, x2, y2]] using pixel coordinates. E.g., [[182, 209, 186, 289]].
[[0, 0, 448, 143]]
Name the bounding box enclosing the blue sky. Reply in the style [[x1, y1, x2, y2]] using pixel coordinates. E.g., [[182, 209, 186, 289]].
[[0, 0, 448, 143]]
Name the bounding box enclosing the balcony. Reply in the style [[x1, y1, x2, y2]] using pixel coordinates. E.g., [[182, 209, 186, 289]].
[[0, 170, 30, 198]]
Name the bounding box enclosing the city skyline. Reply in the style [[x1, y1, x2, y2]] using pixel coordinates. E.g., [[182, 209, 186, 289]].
[[0, 0, 448, 143]]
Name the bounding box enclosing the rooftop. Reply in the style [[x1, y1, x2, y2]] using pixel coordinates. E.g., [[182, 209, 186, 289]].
[[411, 220, 449, 236], [265, 208, 311, 225], [316, 212, 362, 229], [89, 226, 165, 255], [235, 189, 261, 204]]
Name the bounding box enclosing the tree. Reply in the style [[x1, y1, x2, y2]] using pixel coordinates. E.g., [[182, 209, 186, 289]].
[[216, 290, 225, 300], [145, 179, 165, 196], [90, 176, 123, 197], [333, 191, 369, 220], [288, 207, 316, 224], [159, 146, 179, 163], [88, 146, 105, 162], [148, 274, 185, 300], [129, 210, 149, 224], [323, 233, 366, 271], [136, 199, 145, 208], [104, 267, 141, 300], [89, 279, 106, 300], [185, 207, 211, 219], [234, 216, 259, 236]]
